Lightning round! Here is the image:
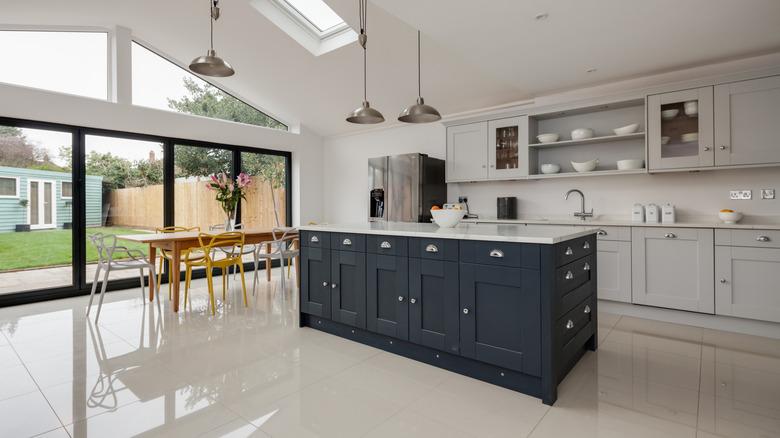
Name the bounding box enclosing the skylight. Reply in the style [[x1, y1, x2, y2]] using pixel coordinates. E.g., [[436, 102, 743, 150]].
[[284, 0, 345, 33]]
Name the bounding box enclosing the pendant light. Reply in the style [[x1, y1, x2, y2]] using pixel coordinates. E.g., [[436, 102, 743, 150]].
[[346, 0, 384, 124], [398, 30, 441, 123], [190, 0, 235, 77]]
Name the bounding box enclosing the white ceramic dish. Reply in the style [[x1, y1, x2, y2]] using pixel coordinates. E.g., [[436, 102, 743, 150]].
[[431, 209, 464, 228], [718, 211, 743, 224], [661, 109, 679, 120], [571, 128, 594, 140], [616, 159, 645, 170], [571, 159, 598, 172], [536, 133, 559, 143], [661, 136, 670, 145], [613, 123, 640, 135], [684, 101, 698, 116], [681, 132, 699, 143], [540, 163, 560, 174]]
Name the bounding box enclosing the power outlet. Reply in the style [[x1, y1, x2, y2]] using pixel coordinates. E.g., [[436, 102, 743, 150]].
[[761, 189, 775, 200], [729, 190, 752, 200]]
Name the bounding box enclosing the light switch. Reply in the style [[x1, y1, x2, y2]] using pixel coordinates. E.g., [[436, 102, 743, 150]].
[[761, 189, 775, 200]]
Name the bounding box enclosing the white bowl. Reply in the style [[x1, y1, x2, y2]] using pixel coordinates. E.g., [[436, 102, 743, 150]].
[[431, 209, 464, 228], [616, 159, 645, 170], [661, 109, 679, 120], [718, 211, 743, 224], [540, 163, 560, 174], [571, 128, 594, 140], [613, 123, 640, 135], [571, 159, 598, 172], [536, 133, 559, 143], [661, 136, 670, 145], [681, 132, 699, 143]]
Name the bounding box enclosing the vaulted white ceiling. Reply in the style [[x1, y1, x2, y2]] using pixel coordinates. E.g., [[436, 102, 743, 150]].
[[3, 0, 780, 137]]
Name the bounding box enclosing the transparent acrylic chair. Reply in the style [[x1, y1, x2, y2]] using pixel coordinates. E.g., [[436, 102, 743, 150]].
[[253, 227, 299, 295]]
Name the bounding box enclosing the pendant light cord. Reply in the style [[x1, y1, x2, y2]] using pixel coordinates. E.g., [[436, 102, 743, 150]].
[[209, 0, 217, 50], [359, 0, 368, 101], [417, 30, 421, 98]]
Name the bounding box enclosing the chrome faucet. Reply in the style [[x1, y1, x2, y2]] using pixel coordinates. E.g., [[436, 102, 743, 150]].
[[565, 189, 593, 220]]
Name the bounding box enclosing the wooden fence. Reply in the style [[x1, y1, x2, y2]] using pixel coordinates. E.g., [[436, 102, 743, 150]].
[[108, 177, 286, 231]]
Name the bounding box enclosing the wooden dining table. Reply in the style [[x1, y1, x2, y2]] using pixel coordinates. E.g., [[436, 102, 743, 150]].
[[118, 228, 299, 312]]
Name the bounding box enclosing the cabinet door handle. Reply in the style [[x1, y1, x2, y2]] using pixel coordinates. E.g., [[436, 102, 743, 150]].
[[342, 238, 352, 246], [664, 233, 676, 239], [720, 145, 728, 150], [462, 308, 470, 315], [410, 298, 417, 304], [583, 241, 591, 250], [322, 281, 328, 287], [720, 278, 728, 284], [584, 305, 591, 314], [757, 236, 771, 242], [331, 283, 337, 289], [565, 247, 573, 256], [565, 271, 574, 280], [380, 241, 392, 249], [489, 249, 504, 258], [597, 229, 607, 236], [310, 235, 319, 243], [425, 244, 439, 253], [566, 320, 574, 330], [398, 296, 404, 302], [583, 262, 591, 271], [489, 164, 495, 168], [703, 146, 711, 151]]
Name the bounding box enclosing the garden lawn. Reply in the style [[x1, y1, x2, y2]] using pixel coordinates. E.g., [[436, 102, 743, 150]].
[[0, 227, 152, 271]]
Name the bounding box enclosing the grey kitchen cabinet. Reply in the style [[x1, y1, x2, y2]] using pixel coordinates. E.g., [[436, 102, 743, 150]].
[[488, 116, 528, 179], [300, 245, 332, 318], [366, 253, 409, 339], [715, 230, 780, 323], [714, 75, 780, 166], [631, 227, 714, 313], [648, 87, 714, 170], [408, 257, 460, 353], [330, 250, 367, 328], [446, 122, 488, 182], [597, 240, 632, 303]]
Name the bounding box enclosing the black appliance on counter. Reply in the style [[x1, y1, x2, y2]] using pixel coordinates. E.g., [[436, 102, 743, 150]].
[[497, 196, 517, 219]]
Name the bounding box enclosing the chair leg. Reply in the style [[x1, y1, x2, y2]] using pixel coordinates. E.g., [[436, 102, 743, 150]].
[[138, 268, 146, 300], [86, 264, 102, 316], [287, 257, 292, 278], [206, 268, 216, 316], [184, 266, 192, 309], [95, 265, 111, 321], [252, 253, 260, 296], [156, 257, 164, 295], [280, 256, 286, 294], [238, 262, 248, 307], [149, 264, 161, 314], [222, 268, 227, 301]]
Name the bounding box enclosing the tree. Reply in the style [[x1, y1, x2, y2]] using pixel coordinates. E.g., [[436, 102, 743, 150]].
[[85, 151, 163, 191], [173, 145, 231, 178], [0, 126, 65, 171]]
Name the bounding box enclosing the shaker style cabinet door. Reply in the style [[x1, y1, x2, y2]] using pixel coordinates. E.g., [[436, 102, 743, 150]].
[[648, 87, 714, 170], [366, 254, 409, 340], [714, 75, 780, 166], [715, 246, 780, 323], [459, 263, 542, 376], [301, 247, 332, 318], [330, 250, 367, 329], [408, 258, 460, 353], [446, 122, 488, 182], [488, 116, 528, 179], [597, 240, 632, 303], [631, 228, 714, 313]]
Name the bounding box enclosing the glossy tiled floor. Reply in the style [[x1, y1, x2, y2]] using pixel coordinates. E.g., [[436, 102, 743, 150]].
[[1, 269, 779, 438]]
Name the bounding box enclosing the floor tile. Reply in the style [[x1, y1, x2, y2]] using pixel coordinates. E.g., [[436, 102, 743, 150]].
[[0, 391, 64, 438], [0, 343, 22, 369], [33, 427, 71, 438], [364, 410, 476, 438], [0, 363, 40, 401], [196, 418, 269, 437]]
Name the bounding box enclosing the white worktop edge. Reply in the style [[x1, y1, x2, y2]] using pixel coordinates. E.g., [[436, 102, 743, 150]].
[[461, 217, 780, 230]]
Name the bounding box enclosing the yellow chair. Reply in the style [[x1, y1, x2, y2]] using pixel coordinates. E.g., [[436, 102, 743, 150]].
[[155, 226, 203, 300], [183, 231, 248, 315]]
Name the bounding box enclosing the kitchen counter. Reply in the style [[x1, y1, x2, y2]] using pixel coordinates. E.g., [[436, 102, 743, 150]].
[[461, 216, 780, 230], [299, 221, 599, 244]]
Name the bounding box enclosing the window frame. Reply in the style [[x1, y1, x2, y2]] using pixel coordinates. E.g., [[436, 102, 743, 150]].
[[60, 180, 73, 200], [277, 0, 350, 38], [0, 176, 20, 198]]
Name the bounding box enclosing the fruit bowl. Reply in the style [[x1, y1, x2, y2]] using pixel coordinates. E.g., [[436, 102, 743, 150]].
[[718, 210, 743, 224], [431, 208, 464, 228]]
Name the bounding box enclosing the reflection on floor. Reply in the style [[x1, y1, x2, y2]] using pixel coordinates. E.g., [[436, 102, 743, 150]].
[[0, 268, 779, 438]]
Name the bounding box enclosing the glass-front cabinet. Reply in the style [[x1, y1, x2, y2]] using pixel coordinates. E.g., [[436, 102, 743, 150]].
[[648, 87, 714, 170], [488, 116, 528, 179]]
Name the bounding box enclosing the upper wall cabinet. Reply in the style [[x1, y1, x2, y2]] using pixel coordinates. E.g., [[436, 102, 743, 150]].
[[446, 122, 488, 182], [714, 75, 780, 166], [648, 87, 714, 170], [488, 117, 528, 179]]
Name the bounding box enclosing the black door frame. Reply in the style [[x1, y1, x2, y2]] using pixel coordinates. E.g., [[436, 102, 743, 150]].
[[0, 116, 293, 308]]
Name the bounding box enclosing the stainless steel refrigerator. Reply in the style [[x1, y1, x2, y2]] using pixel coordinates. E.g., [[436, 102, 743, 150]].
[[368, 153, 446, 223]]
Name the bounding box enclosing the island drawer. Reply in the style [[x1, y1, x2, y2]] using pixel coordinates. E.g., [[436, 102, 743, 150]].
[[557, 295, 594, 348], [556, 234, 596, 266], [558, 281, 593, 319], [459, 240, 540, 269], [331, 233, 366, 252], [555, 254, 594, 295], [715, 229, 780, 248], [409, 237, 458, 261], [366, 235, 408, 256], [301, 231, 330, 249]]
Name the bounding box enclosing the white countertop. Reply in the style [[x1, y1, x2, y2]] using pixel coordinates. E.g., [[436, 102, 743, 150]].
[[299, 222, 598, 244], [461, 216, 780, 230]]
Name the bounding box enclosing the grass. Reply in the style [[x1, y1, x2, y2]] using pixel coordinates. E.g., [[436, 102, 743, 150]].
[[0, 227, 152, 271]]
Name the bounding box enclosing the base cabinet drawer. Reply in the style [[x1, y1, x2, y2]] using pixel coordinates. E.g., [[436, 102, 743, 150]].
[[408, 258, 459, 353], [716, 246, 780, 323], [597, 241, 632, 303], [366, 254, 409, 339]]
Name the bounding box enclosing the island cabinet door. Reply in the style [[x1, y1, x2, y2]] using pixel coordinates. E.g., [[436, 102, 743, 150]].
[[330, 250, 367, 329], [301, 247, 332, 318], [408, 258, 460, 354], [459, 263, 542, 376], [366, 254, 409, 339]]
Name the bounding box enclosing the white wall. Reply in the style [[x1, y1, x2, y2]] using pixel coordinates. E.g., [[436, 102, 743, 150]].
[[0, 83, 324, 225]]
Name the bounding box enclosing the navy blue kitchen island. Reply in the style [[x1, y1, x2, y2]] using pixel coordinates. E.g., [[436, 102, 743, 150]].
[[298, 222, 598, 405]]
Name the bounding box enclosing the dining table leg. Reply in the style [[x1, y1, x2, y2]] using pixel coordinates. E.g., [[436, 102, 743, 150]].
[[172, 242, 181, 312], [148, 244, 157, 302]]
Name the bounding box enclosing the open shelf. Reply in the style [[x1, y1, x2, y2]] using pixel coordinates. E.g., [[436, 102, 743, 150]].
[[527, 168, 647, 180], [530, 132, 645, 149]]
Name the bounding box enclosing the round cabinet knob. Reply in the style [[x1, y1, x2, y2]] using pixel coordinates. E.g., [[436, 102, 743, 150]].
[[703, 146, 711, 151], [720, 278, 728, 284], [322, 281, 328, 287], [410, 298, 417, 304], [462, 308, 470, 315], [398, 296, 404, 302], [720, 145, 728, 150], [566, 320, 575, 330], [331, 283, 337, 289]]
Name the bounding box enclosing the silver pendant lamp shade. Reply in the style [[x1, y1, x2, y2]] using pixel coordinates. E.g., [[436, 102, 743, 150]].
[[190, 0, 235, 77], [399, 31, 440, 123], [347, 0, 384, 124]]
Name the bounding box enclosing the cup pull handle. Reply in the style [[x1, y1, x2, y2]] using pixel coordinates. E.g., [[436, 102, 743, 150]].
[[565, 247, 573, 256], [757, 236, 771, 242], [664, 233, 676, 239], [342, 238, 352, 246], [583, 262, 591, 271], [565, 271, 574, 280], [490, 249, 504, 258], [566, 320, 574, 330], [425, 244, 439, 253], [584, 305, 591, 314], [380, 241, 392, 249], [310, 235, 319, 243], [597, 229, 607, 236], [583, 241, 590, 249]]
